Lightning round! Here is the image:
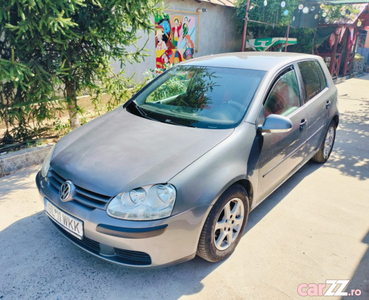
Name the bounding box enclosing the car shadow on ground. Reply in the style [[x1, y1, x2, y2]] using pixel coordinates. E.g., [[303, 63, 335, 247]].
[[327, 96, 369, 181], [245, 161, 322, 235], [0, 161, 324, 300], [0, 211, 212, 299]]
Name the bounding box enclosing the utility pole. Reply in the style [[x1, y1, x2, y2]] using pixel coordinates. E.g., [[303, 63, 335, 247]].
[[241, 0, 251, 52], [284, 23, 291, 52]]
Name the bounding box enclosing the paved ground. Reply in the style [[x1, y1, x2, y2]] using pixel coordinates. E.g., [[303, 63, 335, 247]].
[[0, 75, 368, 300]]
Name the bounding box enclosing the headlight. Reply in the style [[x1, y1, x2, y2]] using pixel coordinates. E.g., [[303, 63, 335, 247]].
[[41, 144, 55, 177], [107, 184, 176, 221]]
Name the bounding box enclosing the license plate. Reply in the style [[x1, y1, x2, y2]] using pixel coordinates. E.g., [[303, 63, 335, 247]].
[[45, 199, 84, 240]]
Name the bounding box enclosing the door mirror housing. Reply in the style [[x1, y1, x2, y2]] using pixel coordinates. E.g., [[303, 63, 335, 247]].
[[258, 114, 293, 133]]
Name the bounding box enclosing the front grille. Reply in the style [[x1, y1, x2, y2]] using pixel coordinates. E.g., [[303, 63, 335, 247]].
[[48, 169, 111, 209], [50, 219, 152, 266]]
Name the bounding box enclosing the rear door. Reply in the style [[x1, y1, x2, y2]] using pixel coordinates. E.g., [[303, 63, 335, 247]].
[[296, 60, 330, 154]]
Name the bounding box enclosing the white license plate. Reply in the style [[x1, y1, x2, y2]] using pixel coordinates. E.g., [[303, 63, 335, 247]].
[[45, 199, 84, 240]]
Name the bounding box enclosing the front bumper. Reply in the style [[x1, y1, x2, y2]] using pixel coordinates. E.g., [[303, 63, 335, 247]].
[[36, 171, 210, 267]]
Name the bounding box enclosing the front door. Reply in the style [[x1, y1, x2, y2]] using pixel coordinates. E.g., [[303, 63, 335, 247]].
[[256, 66, 308, 201]]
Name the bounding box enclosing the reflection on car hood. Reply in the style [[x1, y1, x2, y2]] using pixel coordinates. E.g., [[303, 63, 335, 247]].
[[51, 108, 234, 197]]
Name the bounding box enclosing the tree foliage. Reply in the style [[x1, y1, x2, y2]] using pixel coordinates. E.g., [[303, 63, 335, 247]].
[[235, 0, 358, 54], [0, 0, 164, 141], [236, 0, 300, 38]]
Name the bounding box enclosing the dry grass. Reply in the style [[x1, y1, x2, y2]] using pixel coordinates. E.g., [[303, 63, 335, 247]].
[[0, 94, 115, 144]]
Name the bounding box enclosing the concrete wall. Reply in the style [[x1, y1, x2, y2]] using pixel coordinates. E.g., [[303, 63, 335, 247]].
[[0, 144, 53, 177], [358, 47, 369, 65], [112, 0, 241, 82]]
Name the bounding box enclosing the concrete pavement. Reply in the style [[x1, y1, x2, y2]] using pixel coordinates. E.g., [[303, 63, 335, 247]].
[[0, 75, 368, 300]]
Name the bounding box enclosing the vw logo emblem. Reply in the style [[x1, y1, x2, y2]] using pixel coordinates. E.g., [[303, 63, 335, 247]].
[[59, 180, 75, 202]]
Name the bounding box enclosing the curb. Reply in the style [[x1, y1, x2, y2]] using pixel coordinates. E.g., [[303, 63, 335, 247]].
[[0, 144, 53, 178], [334, 72, 367, 85]]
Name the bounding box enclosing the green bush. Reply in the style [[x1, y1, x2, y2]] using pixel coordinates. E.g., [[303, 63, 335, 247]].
[[0, 0, 164, 143]]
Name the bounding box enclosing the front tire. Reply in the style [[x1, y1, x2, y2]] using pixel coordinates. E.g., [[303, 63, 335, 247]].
[[311, 120, 337, 163], [197, 184, 249, 263]]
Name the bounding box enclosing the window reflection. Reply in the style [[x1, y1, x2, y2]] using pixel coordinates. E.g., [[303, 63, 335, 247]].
[[134, 66, 265, 129]]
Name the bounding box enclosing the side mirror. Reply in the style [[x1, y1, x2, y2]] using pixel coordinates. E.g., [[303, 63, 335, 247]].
[[258, 114, 292, 133]]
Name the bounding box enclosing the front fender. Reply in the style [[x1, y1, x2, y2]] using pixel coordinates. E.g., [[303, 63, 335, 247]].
[[169, 122, 256, 215]]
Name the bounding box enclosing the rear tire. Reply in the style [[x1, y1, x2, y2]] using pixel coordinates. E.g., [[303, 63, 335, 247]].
[[197, 184, 249, 263], [311, 120, 336, 163]]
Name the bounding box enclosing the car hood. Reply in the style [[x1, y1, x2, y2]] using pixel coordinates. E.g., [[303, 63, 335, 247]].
[[51, 108, 234, 197]]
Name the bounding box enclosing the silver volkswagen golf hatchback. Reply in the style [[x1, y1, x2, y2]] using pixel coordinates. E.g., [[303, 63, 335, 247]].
[[36, 52, 339, 267]]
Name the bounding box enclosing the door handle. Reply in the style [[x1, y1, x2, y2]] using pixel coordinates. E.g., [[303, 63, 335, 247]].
[[300, 119, 307, 130], [326, 100, 331, 109]]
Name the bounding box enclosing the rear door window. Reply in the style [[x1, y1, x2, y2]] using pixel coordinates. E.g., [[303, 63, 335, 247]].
[[314, 61, 327, 91], [298, 61, 327, 103]]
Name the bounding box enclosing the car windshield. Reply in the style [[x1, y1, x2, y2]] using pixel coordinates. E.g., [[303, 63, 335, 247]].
[[130, 65, 265, 129]]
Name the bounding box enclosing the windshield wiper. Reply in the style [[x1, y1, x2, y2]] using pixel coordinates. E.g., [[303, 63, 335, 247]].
[[162, 118, 195, 128], [126, 101, 157, 121]]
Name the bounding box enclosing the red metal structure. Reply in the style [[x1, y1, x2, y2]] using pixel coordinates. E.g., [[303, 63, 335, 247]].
[[316, 3, 369, 78]]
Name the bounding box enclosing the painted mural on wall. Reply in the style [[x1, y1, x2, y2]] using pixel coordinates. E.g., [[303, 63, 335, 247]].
[[155, 13, 196, 70]]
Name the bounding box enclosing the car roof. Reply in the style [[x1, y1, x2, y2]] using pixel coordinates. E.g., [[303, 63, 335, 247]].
[[181, 52, 320, 71]]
